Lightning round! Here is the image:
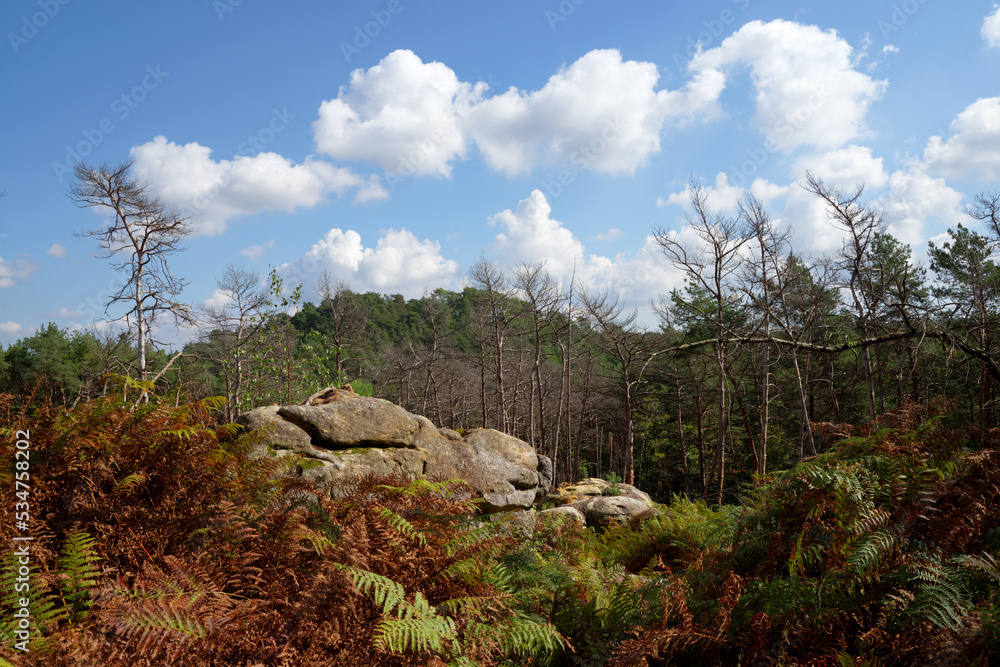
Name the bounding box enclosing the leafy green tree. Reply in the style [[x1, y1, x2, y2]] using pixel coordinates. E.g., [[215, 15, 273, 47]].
[[861, 232, 929, 409], [2, 324, 104, 405], [929, 224, 1000, 434]]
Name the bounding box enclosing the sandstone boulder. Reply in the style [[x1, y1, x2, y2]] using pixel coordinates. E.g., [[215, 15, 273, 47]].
[[278, 399, 425, 448], [237, 393, 552, 514], [543, 477, 657, 530], [484, 508, 537, 538], [575, 496, 655, 530]]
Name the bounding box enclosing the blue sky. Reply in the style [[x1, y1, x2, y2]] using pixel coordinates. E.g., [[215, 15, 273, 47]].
[[2, 0, 999, 347]]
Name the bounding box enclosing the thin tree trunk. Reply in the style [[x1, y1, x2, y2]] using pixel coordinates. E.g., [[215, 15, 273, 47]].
[[791, 348, 816, 457], [695, 389, 706, 496], [760, 339, 769, 476], [715, 340, 727, 505], [676, 375, 690, 498]]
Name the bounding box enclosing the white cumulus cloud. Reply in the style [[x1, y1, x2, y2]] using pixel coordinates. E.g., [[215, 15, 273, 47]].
[[658, 172, 747, 213], [983, 5, 1000, 48], [313, 48, 722, 181], [487, 190, 586, 278], [46, 243, 68, 258], [792, 145, 888, 189], [485, 190, 689, 313], [0, 321, 24, 339], [467, 49, 716, 176], [688, 19, 886, 153], [923, 97, 1000, 180], [313, 49, 485, 178], [879, 170, 964, 250], [131, 136, 386, 235], [594, 228, 623, 242], [280, 227, 461, 299]]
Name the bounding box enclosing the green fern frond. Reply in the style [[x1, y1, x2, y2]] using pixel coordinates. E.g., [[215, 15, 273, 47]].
[[56, 531, 101, 622], [373, 592, 457, 653], [216, 422, 243, 439], [440, 556, 483, 583], [0, 551, 66, 651], [375, 477, 456, 497], [443, 523, 496, 556], [379, 507, 427, 547], [335, 564, 409, 617], [114, 472, 147, 495], [197, 395, 229, 412], [846, 529, 895, 577], [101, 373, 156, 395], [500, 613, 566, 655], [887, 556, 970, 630], [483, 562, 516, 594], [336, 564, 462, 655], [954, 552, 1000, 582], [159, 426, 211, 441]]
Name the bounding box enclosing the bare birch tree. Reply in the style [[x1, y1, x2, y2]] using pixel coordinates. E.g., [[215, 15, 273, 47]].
[[71, 161, 194, 385]]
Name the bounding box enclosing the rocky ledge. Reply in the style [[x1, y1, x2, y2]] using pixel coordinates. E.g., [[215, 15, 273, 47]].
[[236, 387, 553, 514]]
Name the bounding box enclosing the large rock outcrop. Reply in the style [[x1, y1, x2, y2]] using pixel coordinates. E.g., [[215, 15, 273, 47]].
[[236, 389, 553, 514], [541, 477, 657, 530]]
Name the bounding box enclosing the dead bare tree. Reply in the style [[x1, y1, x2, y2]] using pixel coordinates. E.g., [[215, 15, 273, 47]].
[[512, 261, 565, 453], [739, 195, 791, 475], [469, 258, 519, 432], [316, 271, 365, 381], [581, 288, 658, 486], [655, 180, 750, 504], [71, 161, 194, 385], [203, 264, 269, 421], [804, 172, 885, 419], [966, 191, 1000, 240]]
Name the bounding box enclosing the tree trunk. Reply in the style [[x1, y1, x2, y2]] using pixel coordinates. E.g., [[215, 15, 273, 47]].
[[676, 377, 690, 498]]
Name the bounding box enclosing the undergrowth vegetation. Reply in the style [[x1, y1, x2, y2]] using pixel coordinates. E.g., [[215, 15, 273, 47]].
[[1, 389, 999, 665]]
